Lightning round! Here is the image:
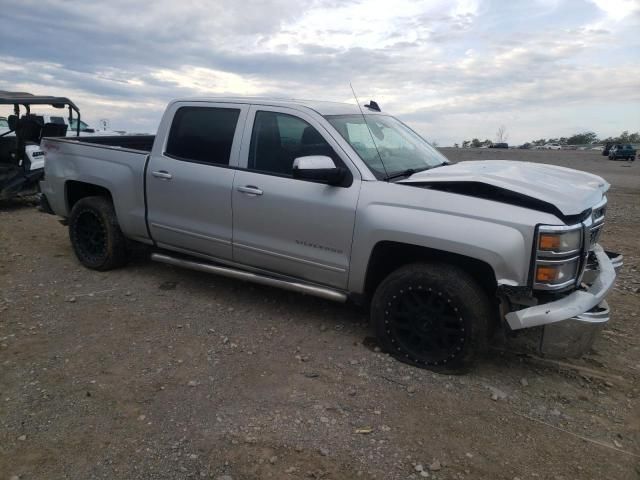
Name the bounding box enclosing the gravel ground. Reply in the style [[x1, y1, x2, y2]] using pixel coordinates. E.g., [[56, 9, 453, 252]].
[[0, 149, 638, 480]]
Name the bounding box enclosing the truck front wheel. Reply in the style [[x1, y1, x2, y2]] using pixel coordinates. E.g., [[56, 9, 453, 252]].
[[68, 196, 128, 270], [371, 263, 491, 372]]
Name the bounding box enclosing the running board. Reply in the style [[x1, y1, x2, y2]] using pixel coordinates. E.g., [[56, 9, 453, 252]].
[[151, 253, 348, 303]]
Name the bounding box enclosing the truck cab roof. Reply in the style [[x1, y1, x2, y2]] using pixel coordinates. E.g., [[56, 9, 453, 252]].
[[169, 97, 383, 116]]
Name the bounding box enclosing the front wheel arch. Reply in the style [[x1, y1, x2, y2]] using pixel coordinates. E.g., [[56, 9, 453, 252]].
[[363, 241, 499, 302]]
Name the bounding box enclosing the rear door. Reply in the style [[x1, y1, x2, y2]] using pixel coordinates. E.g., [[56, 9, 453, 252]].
[[231, 106, 361, 289], [146, 102, 248, 260]]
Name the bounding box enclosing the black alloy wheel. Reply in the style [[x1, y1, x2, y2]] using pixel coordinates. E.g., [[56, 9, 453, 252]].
[[372, 263, 492, 372], [384, 285, 466, 366], [68, 196, 128, 270]]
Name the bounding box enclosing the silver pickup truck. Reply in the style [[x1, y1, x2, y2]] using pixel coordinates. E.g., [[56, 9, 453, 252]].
[[39, 97, 622, 371]]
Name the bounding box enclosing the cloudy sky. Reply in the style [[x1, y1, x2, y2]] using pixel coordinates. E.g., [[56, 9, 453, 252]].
[[1, 0, 638, 145]]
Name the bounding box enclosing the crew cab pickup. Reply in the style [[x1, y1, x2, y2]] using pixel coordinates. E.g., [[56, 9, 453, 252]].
[[40, 98, 622, 371]]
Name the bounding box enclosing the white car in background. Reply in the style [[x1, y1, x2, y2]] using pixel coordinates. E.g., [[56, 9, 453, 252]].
[[543, 143, 562, 150]]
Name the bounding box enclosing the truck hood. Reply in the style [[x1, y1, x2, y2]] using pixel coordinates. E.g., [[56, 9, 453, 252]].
[[399, 160, 609, 216]]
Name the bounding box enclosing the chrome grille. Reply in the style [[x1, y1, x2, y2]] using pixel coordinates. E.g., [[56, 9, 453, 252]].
[[590, 224, 603, 246], [576, 197, 606, 286], [589, 198, 606, 249], [592, 205, 606, 221]]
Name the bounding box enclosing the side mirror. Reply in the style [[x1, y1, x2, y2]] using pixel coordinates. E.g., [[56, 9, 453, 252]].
[[292, 156, 347, 186]]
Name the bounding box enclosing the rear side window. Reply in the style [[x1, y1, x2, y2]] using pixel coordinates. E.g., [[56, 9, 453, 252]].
[[166, 107, 240, 165], [49, 116, 66, 125], [248, 111, 337, 176]]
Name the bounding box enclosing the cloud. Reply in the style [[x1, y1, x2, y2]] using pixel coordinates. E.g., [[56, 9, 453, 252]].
[[0, 0, 638, 143], [589, 0, 640, 20]]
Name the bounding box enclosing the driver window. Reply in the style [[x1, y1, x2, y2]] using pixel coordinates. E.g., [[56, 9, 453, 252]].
[[248, 111, 337, 176]]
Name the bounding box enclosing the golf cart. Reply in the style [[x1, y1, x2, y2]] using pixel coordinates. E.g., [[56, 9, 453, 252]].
[[0, 91, 80, 200]]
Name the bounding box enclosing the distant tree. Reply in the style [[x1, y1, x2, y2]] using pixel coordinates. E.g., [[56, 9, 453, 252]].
[[431, 140, 439, 147], [495, 125, 508, 143], [481, 139, 492, 146], [471, 138, 481, 148], [567, 131, 598, 145], [618, 131, 630, 143], [453, 143, 460, 148], [601, 131, 640, 144], [528, 130, 637, 146], [462, 140, 470, 148], [545, 137, 567, 145]]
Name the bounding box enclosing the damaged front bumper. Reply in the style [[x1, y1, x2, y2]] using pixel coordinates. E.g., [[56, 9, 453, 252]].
[[505, 245, 623, 357]]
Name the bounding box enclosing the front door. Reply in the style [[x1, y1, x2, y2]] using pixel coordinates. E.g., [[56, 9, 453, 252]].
[[146, 102, 247, 260], [232, 106, 361, 289]]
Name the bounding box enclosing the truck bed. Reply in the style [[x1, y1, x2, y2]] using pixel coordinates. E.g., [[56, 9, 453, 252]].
[[41, 135, 154, 244]]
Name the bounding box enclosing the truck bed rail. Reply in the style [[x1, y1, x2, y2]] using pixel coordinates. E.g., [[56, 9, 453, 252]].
[[45, 135, 155, 153]]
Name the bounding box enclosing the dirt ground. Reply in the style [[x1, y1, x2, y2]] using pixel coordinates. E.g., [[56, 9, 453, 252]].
[[1, 149, 638, 480]]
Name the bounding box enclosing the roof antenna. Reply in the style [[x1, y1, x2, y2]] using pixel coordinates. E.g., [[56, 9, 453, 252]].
[[349, 82, 389, 180]]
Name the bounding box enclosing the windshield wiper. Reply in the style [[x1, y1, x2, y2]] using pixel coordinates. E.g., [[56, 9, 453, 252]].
[[384, 169, 416, 181], [383, 166, 436, 181]]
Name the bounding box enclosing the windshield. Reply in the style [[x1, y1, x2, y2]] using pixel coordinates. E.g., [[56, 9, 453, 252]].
[[325, 114, 448, 179]]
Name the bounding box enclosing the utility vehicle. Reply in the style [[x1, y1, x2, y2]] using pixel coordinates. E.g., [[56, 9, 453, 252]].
[[0, 91, 81, 200]]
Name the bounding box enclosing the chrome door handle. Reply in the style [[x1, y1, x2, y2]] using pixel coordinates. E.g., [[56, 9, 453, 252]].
[[152, 170, 172, 180], [237, 185, 263, 196]]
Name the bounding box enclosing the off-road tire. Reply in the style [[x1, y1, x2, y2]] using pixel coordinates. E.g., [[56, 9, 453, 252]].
[[371, 263, 492, 372], [68, 196, 128, 271]]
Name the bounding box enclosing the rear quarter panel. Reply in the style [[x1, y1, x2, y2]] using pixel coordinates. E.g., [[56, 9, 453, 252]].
[[41, 138, 150, 242]]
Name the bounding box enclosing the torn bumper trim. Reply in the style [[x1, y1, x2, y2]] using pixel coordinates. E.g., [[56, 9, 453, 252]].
[[505, 245, 621, 330]]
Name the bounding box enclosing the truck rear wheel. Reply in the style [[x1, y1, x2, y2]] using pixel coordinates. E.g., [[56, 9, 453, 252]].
[[68, 196, 128, 270], [371, 263, 491, 372]]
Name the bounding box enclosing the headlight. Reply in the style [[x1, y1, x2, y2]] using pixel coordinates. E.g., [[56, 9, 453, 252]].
[[534, 224, 585, 290], [537, 226, 582, 254]]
